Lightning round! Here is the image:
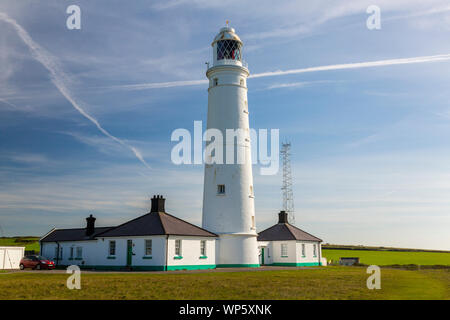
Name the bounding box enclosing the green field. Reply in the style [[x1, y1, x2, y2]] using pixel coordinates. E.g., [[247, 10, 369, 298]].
[[0, 237, 40, 252], [0, 267, 448, 299], [322, 249, 450, 266]]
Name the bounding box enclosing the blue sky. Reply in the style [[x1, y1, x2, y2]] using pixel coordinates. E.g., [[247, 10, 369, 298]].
[[0, 0, 449, 250]]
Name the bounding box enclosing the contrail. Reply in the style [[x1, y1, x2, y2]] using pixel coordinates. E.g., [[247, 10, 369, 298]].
[[114, 53, 450, 90], [0, 12, 150, 169], [249, 54, 450, 78]]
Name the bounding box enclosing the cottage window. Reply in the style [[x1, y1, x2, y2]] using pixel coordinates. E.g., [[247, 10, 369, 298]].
[[301, 244, 305, 257], [59, 247, 63, 260], [200, 240, 206, 256], [70, 247, 74, 259], [76, 247, 83, 259], [109, 241, 116, 256], [175, 239, 182, 256], [145, 240, 152, 256], [217, 184, 225, 194], [281, 244, 288, 257], [313, 244, 317, 257], [54, 247, 58, 260]]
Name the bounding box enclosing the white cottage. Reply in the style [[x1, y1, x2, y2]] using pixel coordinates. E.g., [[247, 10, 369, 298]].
[[257, 211, 324, 266], [40, 196, 217, 271]]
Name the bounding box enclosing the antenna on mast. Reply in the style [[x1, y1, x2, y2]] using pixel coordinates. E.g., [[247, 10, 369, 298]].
[[281, 142, 295, 225]]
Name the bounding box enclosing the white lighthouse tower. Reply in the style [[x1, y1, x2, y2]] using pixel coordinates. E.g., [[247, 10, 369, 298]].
[[202, 25, 259, 267]]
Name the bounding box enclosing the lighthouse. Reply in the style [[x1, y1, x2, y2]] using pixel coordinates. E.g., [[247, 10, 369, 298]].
[[202, 25, 259, 267]]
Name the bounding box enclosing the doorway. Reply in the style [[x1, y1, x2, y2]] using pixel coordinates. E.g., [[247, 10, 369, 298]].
[[126, 240, 133, 267]]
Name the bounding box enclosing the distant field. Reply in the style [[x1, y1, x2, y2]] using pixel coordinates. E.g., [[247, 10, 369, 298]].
[[0, 237, 40, 252], [0, 267, 448, 300], [322, 249, 450, 266]]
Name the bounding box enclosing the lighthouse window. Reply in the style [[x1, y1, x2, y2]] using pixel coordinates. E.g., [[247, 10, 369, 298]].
[[217, 184, 225, 194], [240, 79, 244, 86], [214, 78, 218, 86], [217, 40, 242, 61]]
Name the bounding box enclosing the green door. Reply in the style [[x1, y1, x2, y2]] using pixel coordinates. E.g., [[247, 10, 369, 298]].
[[126, 240, 133, 267], [261, 248, 265, 265]]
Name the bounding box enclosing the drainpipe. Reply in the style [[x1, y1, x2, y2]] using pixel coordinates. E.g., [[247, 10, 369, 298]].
[[56, 242, 60, 267], [318, 242, 321, 266], [165, 235, 169, 271]]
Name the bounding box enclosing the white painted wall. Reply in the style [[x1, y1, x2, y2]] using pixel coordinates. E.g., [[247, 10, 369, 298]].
[[41, 235, 216, 269], [257, 241, 322, 265], [202, 27, 259, 267], [167, 236, 216, 267], [0, 247, 25, 269], [295, 241, 322, 265]]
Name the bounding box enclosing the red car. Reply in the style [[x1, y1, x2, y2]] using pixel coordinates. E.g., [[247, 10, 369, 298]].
[[19, 255, 55, 270]]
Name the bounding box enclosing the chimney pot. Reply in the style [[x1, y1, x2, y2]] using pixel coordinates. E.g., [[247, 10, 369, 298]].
[[86, 214, 96, 236], [151, 194, 166, 213], [278, 210, 289, 224]]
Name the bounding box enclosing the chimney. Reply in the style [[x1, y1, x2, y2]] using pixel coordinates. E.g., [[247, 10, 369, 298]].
[[86, 214, 96, 236], [151, 195, 166, 213], [278, 211, 289, 224]]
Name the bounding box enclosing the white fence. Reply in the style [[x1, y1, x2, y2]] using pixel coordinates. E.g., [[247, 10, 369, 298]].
[[0, 247, 25, 269]]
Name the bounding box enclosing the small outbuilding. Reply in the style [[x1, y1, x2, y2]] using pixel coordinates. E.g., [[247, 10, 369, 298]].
[[40, 196, 218, 271], [0, 246, 25, 269], [257, 211, 324, 266]]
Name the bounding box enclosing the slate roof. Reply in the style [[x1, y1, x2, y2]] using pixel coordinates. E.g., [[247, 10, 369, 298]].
[[257, 223, 322, 242], [40, 227, 114, 243], [97, 211, 217, 238], [40, 195, 217, 242]]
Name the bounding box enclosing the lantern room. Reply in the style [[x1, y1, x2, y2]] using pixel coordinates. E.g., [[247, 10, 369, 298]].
[[211, 26, 244, 68]]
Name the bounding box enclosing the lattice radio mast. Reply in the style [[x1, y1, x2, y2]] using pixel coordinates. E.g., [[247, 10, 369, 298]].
[[281, 142, 295, 225]]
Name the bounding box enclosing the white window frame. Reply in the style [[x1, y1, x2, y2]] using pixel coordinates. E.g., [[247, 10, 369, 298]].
[[301, 243, 306, 257], [145, 239, 152, 256], [109, 240, 116, 256], [175, 239, 182, 256], [281, 243, 288, 257], [76, 247, 83, 259], [313, 244, 317, 257], [200, 240, 206, 256]]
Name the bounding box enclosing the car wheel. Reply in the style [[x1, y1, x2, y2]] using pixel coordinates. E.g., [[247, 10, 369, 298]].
[[36, 264, 41, 270], [19, 264, 24, 270]]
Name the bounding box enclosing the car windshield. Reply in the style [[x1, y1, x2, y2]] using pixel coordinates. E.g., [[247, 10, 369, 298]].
[[36, 256, 48, 260]]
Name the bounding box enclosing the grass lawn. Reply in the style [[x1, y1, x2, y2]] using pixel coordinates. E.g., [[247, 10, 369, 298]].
[[0, 237, 40, 252], [322, 249, 450, 266], [0, 267, 448, 300]]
